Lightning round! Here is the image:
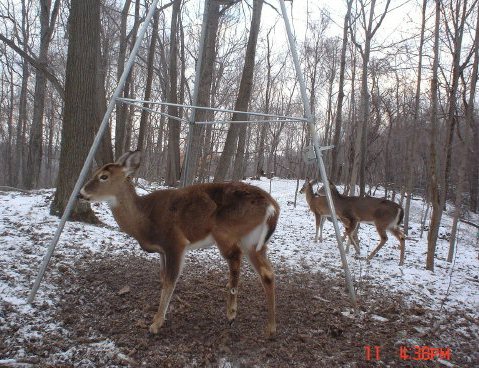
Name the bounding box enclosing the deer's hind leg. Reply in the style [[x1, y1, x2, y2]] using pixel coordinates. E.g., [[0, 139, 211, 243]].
[[219, 244, 242, 323], [247, 247, 276, 338], [344, 218, 360, 255], [367, 225, 388, 262], [390, 226, 406, 266], [314, 213, 322, 242]]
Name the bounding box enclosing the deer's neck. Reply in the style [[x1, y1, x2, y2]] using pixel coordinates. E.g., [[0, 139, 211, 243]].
[[110, 184, 150, 243], [305, 186, 315, 205]]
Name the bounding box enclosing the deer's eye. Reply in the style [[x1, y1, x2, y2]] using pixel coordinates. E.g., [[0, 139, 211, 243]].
[[99, 174, 109, 181]]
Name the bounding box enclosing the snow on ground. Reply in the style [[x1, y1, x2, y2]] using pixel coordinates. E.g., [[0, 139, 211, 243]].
[[0, 179, 478, 366]]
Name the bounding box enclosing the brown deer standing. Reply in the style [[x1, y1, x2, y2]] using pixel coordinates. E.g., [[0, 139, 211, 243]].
[[299, 179, 358, 251], [299, 178, 331, 242], [318, 182, 406, 266], [79, 151, 280, 337]]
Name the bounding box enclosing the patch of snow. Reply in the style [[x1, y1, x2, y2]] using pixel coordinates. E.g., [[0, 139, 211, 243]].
[[1, 179, 478, 365]]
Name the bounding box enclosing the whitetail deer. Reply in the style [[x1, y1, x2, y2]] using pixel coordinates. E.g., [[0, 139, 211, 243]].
[[79, 151, 280, 337], [299, 178, 331, 242], [318, 182, 406, 265]]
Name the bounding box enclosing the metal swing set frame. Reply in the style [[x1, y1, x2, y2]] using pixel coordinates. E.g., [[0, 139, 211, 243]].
[[28, 0, 357, 307]]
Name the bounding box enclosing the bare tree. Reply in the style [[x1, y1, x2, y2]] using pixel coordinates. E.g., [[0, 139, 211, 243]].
[[23, 0, 60, 189], [331, 0, 353, 183], [137, 8, 160, 152], [182, 0, 222, 185], [348, 0, 391, 196], [403, 0, 427, 235], [232, 0, 264, 180], [214, 0, 263, 182], [448, 7, 479, 261], [441, 0, 476, 200], [165, 0, 182, 186], [426, 0, 441, 271], [50, 0, 102, 222]]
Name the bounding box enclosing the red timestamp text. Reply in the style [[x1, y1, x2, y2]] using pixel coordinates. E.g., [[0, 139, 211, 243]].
[[399, 345, 451, 361], [364, 345, 452, 361]]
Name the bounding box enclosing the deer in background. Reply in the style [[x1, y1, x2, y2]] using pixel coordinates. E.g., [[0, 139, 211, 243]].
[[299, 178, 331, 242], [318, 182, 406, 266], [79, 151, 280, 337], [299, 178, 358, 250]]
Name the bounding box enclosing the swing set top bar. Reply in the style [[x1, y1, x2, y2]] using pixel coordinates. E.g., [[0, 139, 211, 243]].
[[117, 97, 309, 123]]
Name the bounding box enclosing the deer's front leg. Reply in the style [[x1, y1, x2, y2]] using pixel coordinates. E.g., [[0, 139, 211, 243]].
[[149, 250, 184, 334]]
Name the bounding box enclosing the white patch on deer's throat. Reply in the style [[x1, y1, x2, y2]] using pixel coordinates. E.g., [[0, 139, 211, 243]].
[[97, 195, 118, 208], [187, 234, 214, 250]]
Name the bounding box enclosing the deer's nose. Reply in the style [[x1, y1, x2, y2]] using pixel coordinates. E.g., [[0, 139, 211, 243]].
[[77, 189, 89, 200]]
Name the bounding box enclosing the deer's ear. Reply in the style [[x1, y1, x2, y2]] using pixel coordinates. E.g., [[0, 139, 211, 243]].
[[118, 151, 141, 176], [116, 151, 132, 166]]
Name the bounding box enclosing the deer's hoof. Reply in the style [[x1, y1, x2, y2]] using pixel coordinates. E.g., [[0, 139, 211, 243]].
[[265, 324, 277, 339], [149, 324, 159, 334], [149, 318, 164, 334], [227, 307, 237, 322]]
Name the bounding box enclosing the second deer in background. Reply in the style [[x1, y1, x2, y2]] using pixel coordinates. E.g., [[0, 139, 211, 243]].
[[317, 182, 406, 266], [299, 178, 331, 243]]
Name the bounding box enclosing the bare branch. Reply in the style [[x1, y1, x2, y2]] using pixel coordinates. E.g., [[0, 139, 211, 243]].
[[0, 33, 65, 99]]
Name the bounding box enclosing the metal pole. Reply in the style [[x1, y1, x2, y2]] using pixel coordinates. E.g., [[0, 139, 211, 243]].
[[27, 0, 160, 304], [181, 0, 210, 187], [278, 0, 357, 306]]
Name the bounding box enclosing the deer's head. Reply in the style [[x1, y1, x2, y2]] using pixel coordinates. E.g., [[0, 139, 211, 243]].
[[299, 178, 319, 194], [79, 151, 141, 206], [317, 180, 340, 196]]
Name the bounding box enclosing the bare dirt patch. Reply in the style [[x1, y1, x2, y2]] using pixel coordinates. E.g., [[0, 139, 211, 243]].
[[38, 253, 476, 367]]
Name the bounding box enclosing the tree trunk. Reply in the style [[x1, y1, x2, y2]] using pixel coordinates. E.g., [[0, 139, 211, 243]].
[[182, 0, 221, 185], [50, 0, 101, 223], [6, 64, 15, 185], [24, 0, 60, 189], [165, 0, 182, 186], [215, 0, 263, 182], [404, 0, 426, 235], [95, 11, 114, 166], [450, 6, 479, 260], [115, 0, 140, 157], [349, 0, 390, 196], [442, 0, 468, 204], [331, 0, 353, 183], [330, 1, 352, 183], [470, 118, 479, 212], [426, 0, 441, 271], [114, 0, 132, 158], [15, 60, 29, 188], [137, 9, 159, 152]]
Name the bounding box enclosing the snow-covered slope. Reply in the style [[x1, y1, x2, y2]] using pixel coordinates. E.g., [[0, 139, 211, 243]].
[[0, 179, 477, 366]]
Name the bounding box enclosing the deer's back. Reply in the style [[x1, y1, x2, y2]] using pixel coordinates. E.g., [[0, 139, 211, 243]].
[[142, 182, 278, 243]]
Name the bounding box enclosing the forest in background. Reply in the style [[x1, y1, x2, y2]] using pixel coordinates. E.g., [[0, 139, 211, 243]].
[[0, 0, 478, 271]]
